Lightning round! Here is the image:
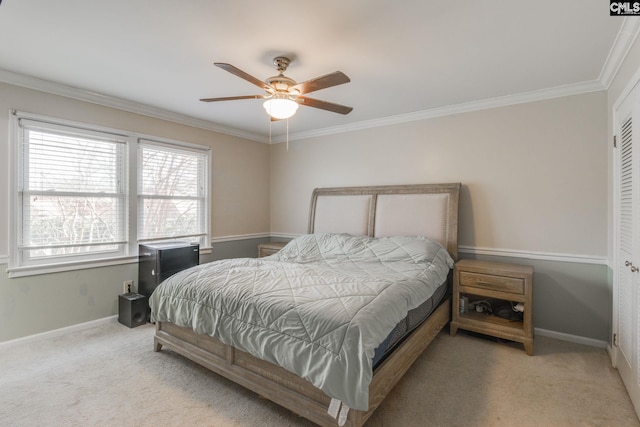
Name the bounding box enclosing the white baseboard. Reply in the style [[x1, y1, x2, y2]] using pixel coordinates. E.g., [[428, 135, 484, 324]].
[[535, 327, 608, 349], [1, 315, 607, 353], [607, 344, 615, 365], [0, 315, 118, 350]]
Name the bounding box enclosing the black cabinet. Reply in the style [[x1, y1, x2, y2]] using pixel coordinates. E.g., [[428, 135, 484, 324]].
[[138, 242, 200, 297]]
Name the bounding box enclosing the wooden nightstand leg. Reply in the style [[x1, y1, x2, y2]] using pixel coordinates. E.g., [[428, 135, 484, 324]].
[[523, 339, 533, 356], [450, 322, 458, 336]]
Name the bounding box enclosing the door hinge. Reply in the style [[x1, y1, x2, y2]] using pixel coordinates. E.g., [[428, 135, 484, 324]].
[[614, 135, 617, 148], [614, 333, 619, 347]]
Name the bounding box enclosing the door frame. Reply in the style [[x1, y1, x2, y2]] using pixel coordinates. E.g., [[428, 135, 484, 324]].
[[612, 65, 640, 367], [612, 70, 640, 417]]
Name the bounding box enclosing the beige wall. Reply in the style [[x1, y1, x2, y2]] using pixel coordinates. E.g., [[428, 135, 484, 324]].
[[269, 92, 611, 342], [0, 82, 271, 245], [0, 82, 271, 342], [0, 81, 613, 342], [270, 91, 608, 259]]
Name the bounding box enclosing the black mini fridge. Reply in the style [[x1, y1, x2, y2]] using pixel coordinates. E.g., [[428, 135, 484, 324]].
[[138, 242, 200, 297]]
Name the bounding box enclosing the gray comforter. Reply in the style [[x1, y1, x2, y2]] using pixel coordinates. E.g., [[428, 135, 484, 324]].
[[150, 233, 453, 410]]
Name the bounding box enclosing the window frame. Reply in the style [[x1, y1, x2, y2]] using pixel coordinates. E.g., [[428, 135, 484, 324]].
[[8, 111, 211, 277], [137, 139, 210, 248]]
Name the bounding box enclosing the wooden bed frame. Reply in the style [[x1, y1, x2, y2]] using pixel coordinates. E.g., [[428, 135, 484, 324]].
[[154, 183, 461, 427]]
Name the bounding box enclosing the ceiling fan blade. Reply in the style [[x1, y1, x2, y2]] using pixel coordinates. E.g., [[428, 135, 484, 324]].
[[199, 95, 265, 102], [214, 63, 270, 90], [291, 71, 350, 94], [297, 96, 353, 115]]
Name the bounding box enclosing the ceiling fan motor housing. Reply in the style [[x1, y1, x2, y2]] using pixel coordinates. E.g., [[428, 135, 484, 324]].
[[265, 75, 299, 97], [273, 56, 291, 73]]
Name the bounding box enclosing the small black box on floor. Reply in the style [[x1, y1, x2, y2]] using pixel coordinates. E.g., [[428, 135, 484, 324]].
[[118, 293, 148, 328]]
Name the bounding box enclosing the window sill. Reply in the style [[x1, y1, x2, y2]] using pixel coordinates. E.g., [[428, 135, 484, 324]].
[[7, 256, 140, 278], [6, 246, 212, 278]]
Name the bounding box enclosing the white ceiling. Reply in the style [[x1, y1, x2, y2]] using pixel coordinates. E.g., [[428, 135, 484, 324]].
[[0, 1, 629, 142]]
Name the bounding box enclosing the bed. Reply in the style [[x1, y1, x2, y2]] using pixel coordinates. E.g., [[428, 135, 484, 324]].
[[151, 183, 460, 426]]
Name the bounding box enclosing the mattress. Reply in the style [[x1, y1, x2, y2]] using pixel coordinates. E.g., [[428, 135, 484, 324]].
[[372, 278, 448, 367]]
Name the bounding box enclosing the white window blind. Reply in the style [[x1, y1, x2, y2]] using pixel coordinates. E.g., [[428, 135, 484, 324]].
[[10, 112, 211, 275], [138, 140, 209, 246], [16, 119, 128, 265]]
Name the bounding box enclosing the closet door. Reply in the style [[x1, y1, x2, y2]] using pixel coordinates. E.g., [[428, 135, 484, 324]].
[[614, 84, 640, 415]]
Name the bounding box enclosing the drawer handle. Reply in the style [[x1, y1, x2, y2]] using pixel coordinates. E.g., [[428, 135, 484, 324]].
[[475, 281, 496, 287]]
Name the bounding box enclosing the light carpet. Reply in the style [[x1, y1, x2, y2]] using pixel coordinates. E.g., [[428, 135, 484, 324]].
[[0, 322, 637, 427]]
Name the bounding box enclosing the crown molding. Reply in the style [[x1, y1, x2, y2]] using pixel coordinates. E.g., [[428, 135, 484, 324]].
[[0, 68, 268, 143], [599, 17, 640, 88], [272, 20, 639, 144], [3, 15, 636, 148], [273, 79, 606, 143]]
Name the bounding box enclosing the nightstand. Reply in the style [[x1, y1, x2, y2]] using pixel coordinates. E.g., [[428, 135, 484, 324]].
[[450, 259, 534, 355], [258, 241, 287, 258]]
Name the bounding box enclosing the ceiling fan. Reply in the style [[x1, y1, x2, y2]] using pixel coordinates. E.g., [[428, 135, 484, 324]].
[[200, 56, 353, 120]]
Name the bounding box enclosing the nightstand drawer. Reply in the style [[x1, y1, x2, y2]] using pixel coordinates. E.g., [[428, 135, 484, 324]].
[[459, 271, 524, 295], [258, 242, 287, 258]]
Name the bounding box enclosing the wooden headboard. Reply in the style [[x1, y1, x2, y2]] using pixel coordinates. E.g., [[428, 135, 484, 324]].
[[308, 183, 461, 260]]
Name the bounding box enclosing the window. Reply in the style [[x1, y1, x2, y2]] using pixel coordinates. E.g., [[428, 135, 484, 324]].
[[138, 140, 208, 247], [14, 118, 128, 267], [9, 112, 210, 275]]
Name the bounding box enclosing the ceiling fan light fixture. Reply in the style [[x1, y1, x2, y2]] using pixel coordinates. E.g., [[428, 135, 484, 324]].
[[263, 95, 299, 119], [202, 58, 352, 119]]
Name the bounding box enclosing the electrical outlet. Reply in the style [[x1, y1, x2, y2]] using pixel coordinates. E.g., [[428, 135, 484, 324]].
[[123, 280, 134, 294]]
